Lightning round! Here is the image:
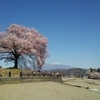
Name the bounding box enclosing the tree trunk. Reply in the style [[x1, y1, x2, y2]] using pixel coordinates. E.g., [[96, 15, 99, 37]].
[[13, 58, 18, 69]]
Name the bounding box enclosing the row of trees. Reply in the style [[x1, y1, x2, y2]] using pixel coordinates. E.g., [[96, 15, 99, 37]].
[[0, 24, 49, 70], [90, 67, 100, 73]]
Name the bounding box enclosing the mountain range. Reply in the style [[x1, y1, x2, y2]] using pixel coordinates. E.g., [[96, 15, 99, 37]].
[[42, 62, 73, 70]]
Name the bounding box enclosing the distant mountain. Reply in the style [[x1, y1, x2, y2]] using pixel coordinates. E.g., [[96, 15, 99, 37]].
[[42, 62, 73, 70], [42, 68, 87, 77], [60, 68, 87, 76]]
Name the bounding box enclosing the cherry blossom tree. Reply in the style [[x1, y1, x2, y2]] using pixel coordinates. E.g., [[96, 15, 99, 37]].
[[0, 24, 49, 69]]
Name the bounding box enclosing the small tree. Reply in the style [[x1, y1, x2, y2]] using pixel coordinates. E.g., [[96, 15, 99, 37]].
[[97, 68, 100, 73], [0, 24, 49, 69], [90, 67, 92, 72], [0, 66, 2, 68]]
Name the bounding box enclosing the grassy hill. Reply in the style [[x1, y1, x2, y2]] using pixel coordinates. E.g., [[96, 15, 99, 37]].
[[0, 68, 33, 77]]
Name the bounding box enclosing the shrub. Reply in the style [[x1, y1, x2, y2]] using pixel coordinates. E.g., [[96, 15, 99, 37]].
[[0, 66, 2, 68]]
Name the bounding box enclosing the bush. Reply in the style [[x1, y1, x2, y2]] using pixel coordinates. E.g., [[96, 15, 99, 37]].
[[0, 66, 2, 68]]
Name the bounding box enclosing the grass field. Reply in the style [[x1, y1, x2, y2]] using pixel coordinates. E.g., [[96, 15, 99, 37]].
[[0, 77, 100, 100], [62, 77, 100, 89]]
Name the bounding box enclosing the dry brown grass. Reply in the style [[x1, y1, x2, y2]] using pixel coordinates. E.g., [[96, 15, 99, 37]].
[[0, 81, 100, 100], [62, 77, 100, 90], [0, 68, 33, 77], [0, 71, 100, 100]]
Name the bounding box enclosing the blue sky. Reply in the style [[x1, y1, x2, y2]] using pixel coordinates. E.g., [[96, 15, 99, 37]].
[[0, 0, 100, 69]]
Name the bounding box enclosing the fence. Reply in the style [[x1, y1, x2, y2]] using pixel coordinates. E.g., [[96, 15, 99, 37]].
[[0, 76, 62, 83]]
